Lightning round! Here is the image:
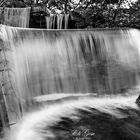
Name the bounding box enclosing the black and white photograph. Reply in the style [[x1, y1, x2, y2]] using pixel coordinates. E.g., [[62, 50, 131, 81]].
[[0, 0, 140, 140]]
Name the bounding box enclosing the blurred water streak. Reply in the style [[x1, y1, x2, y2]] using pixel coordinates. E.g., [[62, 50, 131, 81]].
[[3, 7, 31, 28], [0, 25, 140, 123]]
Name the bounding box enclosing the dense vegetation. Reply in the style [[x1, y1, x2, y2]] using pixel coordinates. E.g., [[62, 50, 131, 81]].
[[0, 0, 140, 29]]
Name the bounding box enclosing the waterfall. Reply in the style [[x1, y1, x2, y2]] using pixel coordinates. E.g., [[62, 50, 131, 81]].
[[1, 25, 140, 123], [45, 14, 69, 29], [56, 14, 64, 29], [45, 14, 56, 29], [4, 7, 31, 28], [64, 14, 69, 29]]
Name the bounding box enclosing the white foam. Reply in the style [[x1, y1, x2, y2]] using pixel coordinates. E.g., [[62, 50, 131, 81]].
[[7, 95, 139, 140]]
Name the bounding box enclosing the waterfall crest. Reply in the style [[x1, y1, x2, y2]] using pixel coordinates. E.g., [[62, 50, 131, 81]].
[[4, 7, 31, 27], [1, 25, 140, 122]]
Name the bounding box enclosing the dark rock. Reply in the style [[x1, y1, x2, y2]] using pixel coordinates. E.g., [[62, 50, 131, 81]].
[[136, 95, 140, 106]]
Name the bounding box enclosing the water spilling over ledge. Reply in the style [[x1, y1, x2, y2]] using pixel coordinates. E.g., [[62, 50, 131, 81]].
[[45, 14, 70, 29], [0, 7, 31, 27], [0, 25, 140, 123]]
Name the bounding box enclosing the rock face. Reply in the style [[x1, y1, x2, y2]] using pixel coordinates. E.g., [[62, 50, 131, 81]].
[[136, 95, 140, 106], [0, 7, 4, 24]]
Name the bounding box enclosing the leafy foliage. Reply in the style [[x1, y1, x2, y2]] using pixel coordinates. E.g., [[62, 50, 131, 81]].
[[70, 0, 140, 29], [1, 0, 140, 28]]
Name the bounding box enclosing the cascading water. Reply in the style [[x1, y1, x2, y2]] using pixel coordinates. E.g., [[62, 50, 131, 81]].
[[1, 25, 140, 124], [4, 7, 31, 27], [64, 14, 69, 29], [56, 14, 63, 29], [45, 14, 56, 29], [4, 95, 140, 140], [45, 14, 69, 29]]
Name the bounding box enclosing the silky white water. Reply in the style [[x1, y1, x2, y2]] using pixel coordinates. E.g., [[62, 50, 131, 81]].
[[1, 25, 140, 123], [4, 7, 31, 27], [45, 14, 69, 29], [4, 94, 140, 140]]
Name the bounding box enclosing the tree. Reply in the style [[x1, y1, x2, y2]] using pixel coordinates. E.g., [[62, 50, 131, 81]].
[[1, 0, 140, 28]]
